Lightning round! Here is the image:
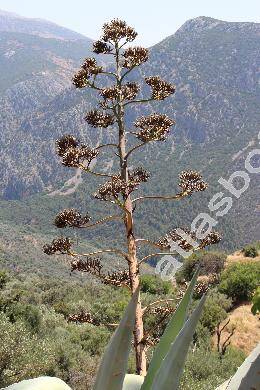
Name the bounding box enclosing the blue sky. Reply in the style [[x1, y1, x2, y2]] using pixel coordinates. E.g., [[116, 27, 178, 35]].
[[0, 0, 259, 46]]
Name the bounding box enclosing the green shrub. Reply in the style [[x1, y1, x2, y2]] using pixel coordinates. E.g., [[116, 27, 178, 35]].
[[251, 287, 260, 315], [242, 245, 258, 258], [0, 313, 55, 387], [176, 252, 226, 282], [0, 270, 8, 289], [180, 347, 246, 390], [219, 262, 260, 302], [198, 292, 232, 333], [140, 274, 173, 295]]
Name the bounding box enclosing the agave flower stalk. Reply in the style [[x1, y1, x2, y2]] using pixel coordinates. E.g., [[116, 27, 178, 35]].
[[43, 19, 221, 376]]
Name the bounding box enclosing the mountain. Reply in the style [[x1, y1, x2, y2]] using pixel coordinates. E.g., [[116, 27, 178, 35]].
[[0, 9, 86, 40], [0, 14, 259, 273]]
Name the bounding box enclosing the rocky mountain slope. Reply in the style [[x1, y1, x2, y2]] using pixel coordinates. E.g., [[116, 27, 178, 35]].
[[0, 9, 85, 40], [0, 14, 259, 271]]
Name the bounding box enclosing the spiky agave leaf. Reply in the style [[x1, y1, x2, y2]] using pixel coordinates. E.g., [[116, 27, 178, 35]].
[[141, 268, 200, 389], [93, 288, 140, 390], [150, 294, 206, 390], [4, 377, 72, 390], [215, 343, 260, 390]]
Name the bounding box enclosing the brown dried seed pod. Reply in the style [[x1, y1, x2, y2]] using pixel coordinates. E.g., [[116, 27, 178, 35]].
[[85, 109, 115, 128], [200, 231, 222, 248], [43, 237, 72, 255], [102, 19, 137, 43], [93, 40, 113, 54], [129, 167, 150, 185], [54, 209, 91, 228], [72, 69, 89, 88], [71, 257, 103, 276], [179, 170, 208, 194], [102, 269, 130, 287], [157, 227, 197, 250], [68, 311, 99, 325], [93, 175, 127, 201], [62, 145, 99, 168], [145, 76, 175, 100], [122, 82, 140, 100], [134, 113, 175, 142], [100, 85, 120, 101], [122, 47, 149, 68], [72, 58, 103, 88], [56, 135, 79, 157], [81, 57, 103, 75]]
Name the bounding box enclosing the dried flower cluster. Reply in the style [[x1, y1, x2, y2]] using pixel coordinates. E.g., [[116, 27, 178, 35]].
[[145, 76, 175, 100], [54, 208, 91, 228], [94, 169, 149, 201], [93, 40, 112, 54], [122, 82, 140, 100], [134, 113, 175, 142], [100, 85, 119, 101], [123, 47, 149, 68], [72, 58, 103, 88], [194, 279, 211, 298], [71, 257, 102, 276], [56, 135, 78, 157], [68, 311, 100, 326], [179, 170, 208, 194], [43, 237, 72, 255], [70, 258, 130, 287], [102, 269, 130, 287], [85, 109, 115, 128], [94, 175, 127, 201], [149, 305, 175, 316], [129, 167, 150, 185], [157, 227, 221, 251], [199, 231, 222, 248], [56, 135, 99, 168], [100, 82, 140, 102], [102, 19, 137, 43], [157, 227, 197, 251]]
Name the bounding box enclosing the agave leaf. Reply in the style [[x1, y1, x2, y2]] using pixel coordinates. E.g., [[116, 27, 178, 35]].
[[93, 288, 140, 390], [141, 268, 200, 389], [223, 343, 260, 389], [150, 294, 206, 390], [122, 374, 144, 390], [4, 376, 72, 390]]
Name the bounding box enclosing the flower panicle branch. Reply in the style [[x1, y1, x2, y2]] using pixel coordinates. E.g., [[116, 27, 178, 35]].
[[71, 258, 131, 287], [93, 167, 150, 202], [54, 208, 91, 229], [85, 109, 115, 128], [122, 47, 149, 68], [156, 227, 221, 251], [56, 135, 99, 169], [68, 311, 100, 326], [145, 76, 175, 100], [134, 113, 175, 142], [132, 170, 208, 203]]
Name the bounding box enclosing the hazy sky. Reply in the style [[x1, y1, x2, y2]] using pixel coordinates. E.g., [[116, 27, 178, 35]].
[[0, 0, 259, 46]]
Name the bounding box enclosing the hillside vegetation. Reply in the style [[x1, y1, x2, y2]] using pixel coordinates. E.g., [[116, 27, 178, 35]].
[[1, 246, 259, 389]]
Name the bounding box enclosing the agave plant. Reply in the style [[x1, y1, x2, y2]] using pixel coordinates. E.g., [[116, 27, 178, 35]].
[[94, 270, 205, 390]]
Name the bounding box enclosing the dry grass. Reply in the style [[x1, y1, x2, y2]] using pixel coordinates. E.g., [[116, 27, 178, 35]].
[[213, 303, 260, 355], [226, 250, 260, 266]]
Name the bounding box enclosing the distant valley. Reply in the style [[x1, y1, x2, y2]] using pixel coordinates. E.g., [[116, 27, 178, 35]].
[[0, 11, 259, 274]]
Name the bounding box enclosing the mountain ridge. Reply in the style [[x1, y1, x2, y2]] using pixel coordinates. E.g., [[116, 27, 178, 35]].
[[0, 8, 88, 40], [0, 14, 259, 268]]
